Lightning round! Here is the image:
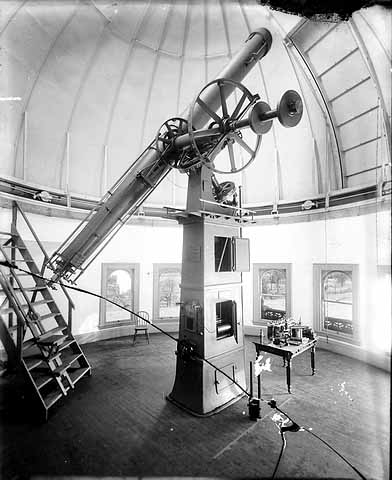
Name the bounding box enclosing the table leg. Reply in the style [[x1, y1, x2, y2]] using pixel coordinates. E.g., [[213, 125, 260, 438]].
[[311, 345, 316, 375], [286, 357, 291, 393]]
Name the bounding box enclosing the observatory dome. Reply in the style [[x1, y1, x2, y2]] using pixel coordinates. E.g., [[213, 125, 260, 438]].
[[0, 1, 390, 216]]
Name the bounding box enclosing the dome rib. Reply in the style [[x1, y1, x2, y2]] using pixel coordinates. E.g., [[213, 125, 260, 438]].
[[139, 1, 173, 150], [0, 0, 26, 37], [175, 0, 190, 116], [103, 1, 152, 149], [13, 3, 78, 179], [240, 2, 281, 200]]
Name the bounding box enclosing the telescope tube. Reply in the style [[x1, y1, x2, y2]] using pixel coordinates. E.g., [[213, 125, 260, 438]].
[[49, 28, 272, 281]]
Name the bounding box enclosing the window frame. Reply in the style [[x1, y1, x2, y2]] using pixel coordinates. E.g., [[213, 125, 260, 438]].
[[99, 263, 140, 329], [253, 263, 292, 325], [153, 263, 181, 323], [313, 263, 359, 344]]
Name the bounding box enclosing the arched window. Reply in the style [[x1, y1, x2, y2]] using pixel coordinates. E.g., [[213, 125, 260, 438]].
[[313, 264, 358, 344], [100, 263, 140, 328], [153, 264, 181, 322], [253, 264, 291, 324], [322, 270, 353, 335]]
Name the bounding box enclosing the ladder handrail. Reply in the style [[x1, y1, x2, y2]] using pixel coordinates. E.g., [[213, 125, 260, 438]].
[[0, 266, 26, 360], [13, 202, 75, 310]]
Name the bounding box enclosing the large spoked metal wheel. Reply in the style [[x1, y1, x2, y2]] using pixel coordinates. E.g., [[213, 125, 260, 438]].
[[188, 78, 261, 174]]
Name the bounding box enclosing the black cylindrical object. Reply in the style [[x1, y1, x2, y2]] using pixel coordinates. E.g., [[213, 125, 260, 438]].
[[248, 397, 261, 421]]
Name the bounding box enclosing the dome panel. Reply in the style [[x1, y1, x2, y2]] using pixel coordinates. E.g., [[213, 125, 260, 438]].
[[137, 1, 171, 51], [69, 31, 129, 134], [143, 55, 181, 143], [69, 140, 103, 197], [206, 0, 227, 56], [0, 1, 23, 33], [352, 10, 391, 122], [339, 108, 379, 152], [307, 24, 357, 74], [242, 133, 276, 203], [221, 0, 250, 52], [321, 49, 369, 100], [177, 58, 206, 114], [2, 6, 54, 73], [35, 10, 105, 96], [185, 4, 206, 58], [357, 6, 391, 55], [107, 44, 157, 185], [23, 1, 77, 39], [290, 21, 337, 52], [106, 1, 149, 42], [0, 51, 31, 174], [23, 77, 71, 188], [344, 141, 378, 178], [332, 79, 378, 125], [161, 1, 187, 55], [206, 55, 229, 83]]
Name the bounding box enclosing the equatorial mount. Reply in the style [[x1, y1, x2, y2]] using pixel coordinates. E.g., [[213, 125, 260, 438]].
[[155, 79, 303, 175]]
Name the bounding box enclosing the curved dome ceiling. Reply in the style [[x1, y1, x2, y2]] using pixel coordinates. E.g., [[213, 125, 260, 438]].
[[0, 1, 390, 210]]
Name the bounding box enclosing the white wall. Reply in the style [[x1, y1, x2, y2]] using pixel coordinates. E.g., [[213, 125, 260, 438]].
[[0, 207, 183, 342], [1, 205, 390, 368], [243, 208, 391, 369]]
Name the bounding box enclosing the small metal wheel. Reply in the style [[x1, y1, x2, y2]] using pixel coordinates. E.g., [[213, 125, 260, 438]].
[[155, 117, 188, 154], [188, 78, 261, 174]]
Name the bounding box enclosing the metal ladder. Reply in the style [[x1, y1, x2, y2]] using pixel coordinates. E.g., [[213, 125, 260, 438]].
[[0, 202, 91, 420]]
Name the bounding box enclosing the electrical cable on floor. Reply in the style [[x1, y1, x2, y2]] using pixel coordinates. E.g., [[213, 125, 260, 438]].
[[271, 431, 287, 479], [0, 259, 368, 480]]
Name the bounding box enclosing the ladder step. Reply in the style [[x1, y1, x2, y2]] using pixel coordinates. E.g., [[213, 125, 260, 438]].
[[37, 326, 67, 343], [58, 338, 76, 351], [24, 354, 44, 371], [68, 366, 91, 385], [1, 245, 27, 250], [52, 354, 82, 376], [0, 299, 53, 314], [23, 338, 37, 350], [31, 299, 55, 307], [0, 231, 13, 236], [43, 390, 63, 409], [13, 286, 46, 292], [35, 372, 55, 390], [39, 312, 60, 321]]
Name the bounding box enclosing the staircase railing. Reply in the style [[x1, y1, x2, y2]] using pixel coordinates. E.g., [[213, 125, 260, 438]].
[[11, 202, 75, 335]]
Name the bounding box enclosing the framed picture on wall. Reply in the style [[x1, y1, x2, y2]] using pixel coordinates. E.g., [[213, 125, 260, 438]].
[[99, 263, 140, 328]]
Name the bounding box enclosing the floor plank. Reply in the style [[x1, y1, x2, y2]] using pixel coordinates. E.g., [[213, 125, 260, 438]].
[[0, 335, 389, 479]]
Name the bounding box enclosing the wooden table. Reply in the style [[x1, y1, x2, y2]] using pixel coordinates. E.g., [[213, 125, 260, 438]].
[[253, 338, 317, 393]]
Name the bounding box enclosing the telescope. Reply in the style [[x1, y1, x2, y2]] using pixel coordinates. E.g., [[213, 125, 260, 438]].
[[47, 27, 303, 283]]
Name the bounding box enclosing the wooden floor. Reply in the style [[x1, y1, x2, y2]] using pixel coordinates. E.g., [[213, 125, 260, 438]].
[[0, 335, 389, 479]]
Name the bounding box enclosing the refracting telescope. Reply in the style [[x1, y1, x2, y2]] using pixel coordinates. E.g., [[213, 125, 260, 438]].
[[47, 27, 303, 283]]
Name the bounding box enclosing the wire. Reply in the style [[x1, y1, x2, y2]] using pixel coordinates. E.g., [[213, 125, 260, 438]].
[[0, 260, 178, 343], [271, 432, 287, 479], [0, 260, 368, 480], [305, 428, 367, 480]]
